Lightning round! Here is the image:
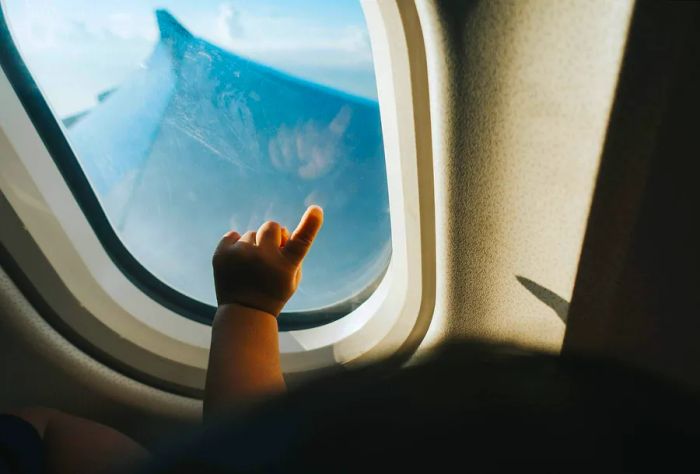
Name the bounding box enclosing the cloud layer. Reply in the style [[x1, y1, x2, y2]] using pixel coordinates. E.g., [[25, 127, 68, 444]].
[[268, 106, 352, 180], [3, 0, 378, 115]]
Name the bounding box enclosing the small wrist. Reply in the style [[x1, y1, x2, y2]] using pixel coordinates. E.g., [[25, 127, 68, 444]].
[[215, 302, 278, 321]]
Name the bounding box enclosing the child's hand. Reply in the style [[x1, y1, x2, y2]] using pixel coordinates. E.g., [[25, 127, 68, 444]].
[[213, 205, 324, 316]]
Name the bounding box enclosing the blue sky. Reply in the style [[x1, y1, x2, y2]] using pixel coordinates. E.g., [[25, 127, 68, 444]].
[[3, 0, 378, 116], [2, 0, 390, 313]]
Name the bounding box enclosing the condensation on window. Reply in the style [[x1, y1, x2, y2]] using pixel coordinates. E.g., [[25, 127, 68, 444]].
[[3, 0, 390, 313]]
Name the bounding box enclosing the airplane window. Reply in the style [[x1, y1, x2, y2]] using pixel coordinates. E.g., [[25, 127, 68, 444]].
[[1, 0, 391, 326]]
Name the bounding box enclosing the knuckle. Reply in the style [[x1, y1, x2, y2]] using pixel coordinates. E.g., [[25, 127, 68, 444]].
[[213, 241, 250, 264], [261, 221, 280, 232], [236, 245, 255, 259]]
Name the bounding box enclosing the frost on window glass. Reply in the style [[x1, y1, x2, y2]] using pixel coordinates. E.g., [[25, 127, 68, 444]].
[[4, 0, 390, 313]]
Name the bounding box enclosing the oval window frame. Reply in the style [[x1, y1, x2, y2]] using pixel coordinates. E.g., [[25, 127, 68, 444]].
[[0, 0, 435, 393]]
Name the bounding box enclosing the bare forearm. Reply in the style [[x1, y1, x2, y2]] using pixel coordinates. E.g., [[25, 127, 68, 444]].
[[204, 304, 286, 421]]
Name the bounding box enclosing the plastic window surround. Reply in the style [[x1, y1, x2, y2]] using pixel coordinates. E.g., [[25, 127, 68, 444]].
[[0, 0, 435, 390], [0, 4, 383, 332]]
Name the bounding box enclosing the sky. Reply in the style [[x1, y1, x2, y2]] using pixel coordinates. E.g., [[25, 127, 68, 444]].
[[3, 0, 378, 117], [2, 0, 390, 314]]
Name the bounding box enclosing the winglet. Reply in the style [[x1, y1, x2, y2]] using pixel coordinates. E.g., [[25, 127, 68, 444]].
[[156, 9, 193, 41]]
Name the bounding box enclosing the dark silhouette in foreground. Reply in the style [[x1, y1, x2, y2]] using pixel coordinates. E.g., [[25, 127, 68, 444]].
[[144, 341, 700, 473]]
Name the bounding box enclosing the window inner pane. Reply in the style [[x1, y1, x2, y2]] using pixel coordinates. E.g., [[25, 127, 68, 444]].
[[3, 0, 391, 313]]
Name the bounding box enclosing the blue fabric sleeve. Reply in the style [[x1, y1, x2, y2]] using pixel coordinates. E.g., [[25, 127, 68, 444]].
[[0, 415, 43, 474]]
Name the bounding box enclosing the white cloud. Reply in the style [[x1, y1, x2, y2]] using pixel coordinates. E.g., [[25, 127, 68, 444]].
[[216, 2, 245, 40], [5, 0, 66, 52], [3, 0, 377, 113], [5, 1, 156, 54], [106, 13, 158, 42], [204, 1, 373, 70]]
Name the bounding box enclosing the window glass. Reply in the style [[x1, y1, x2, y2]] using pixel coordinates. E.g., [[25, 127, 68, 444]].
[[3, 0, 391, 314]]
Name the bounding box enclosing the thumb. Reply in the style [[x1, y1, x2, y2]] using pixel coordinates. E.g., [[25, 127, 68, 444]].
[[282, 205, 324, 265]]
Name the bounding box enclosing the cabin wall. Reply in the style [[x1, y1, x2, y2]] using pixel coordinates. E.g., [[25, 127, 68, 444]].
[[0, 0, 638, 447], [417, 0, 634, 353], [563, 1, 700, 389], [0, 171, 199, 446], [0, 282, 197, 448]]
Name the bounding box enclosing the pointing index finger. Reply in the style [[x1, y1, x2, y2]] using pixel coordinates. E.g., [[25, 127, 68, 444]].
[[282, 205, 324, 265]]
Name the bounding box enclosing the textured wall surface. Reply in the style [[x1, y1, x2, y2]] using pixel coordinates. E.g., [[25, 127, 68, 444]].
[[564, 2, 700, 389], [0, 0, 637, 443], [417, 0, 634, 352], [0, 265, 200, 447]]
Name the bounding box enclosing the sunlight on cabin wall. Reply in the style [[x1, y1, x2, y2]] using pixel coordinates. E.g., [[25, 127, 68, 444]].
[[417, 0, 635, 354]]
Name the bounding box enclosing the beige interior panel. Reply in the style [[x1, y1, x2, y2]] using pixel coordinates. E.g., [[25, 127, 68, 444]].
[[0, 264, 200, 446], [0, 0, 639, 443], [417, 0, 634, 353]]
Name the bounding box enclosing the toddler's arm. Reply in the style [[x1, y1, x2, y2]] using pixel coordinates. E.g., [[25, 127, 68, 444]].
[[204, 206, 323, 420]]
